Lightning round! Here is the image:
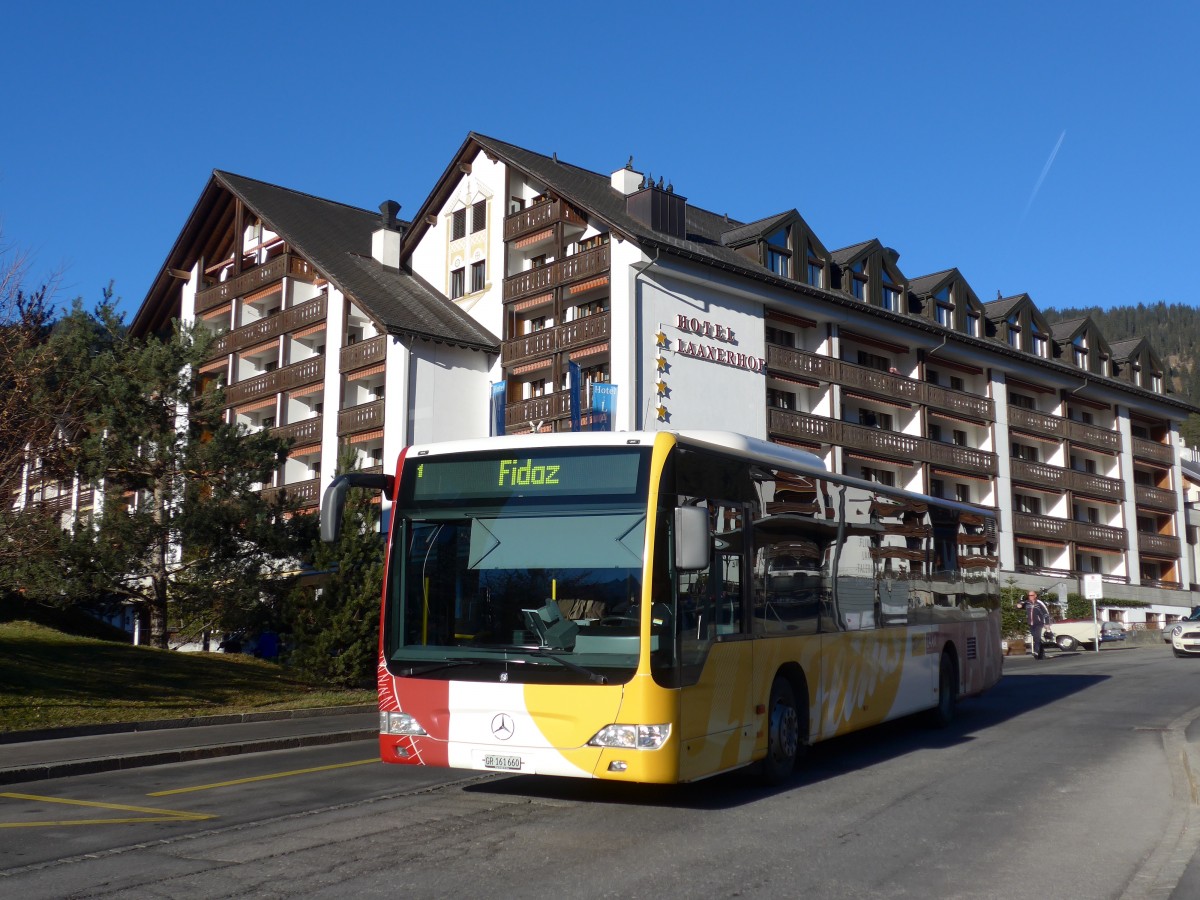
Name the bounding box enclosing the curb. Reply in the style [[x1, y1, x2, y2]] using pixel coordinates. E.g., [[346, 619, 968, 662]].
[[0, 727, 378, 787], [0, 704, 377, 745]]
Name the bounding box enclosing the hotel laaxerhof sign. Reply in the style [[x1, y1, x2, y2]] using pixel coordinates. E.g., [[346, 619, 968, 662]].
[[673, 315, 766, 373]]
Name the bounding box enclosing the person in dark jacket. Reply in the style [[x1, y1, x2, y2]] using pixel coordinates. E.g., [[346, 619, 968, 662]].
[[1026, 590, 1051, 659]]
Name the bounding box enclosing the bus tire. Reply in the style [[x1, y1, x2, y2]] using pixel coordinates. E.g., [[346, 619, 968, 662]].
[[761, 676, 801, 785], [928, 650, 957, 728]]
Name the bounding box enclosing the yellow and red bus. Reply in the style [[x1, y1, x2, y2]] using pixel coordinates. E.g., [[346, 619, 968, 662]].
[[321, 430, 1001, 784]]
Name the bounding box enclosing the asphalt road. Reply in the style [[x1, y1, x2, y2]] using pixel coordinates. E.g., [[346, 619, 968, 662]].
[[3, 644, 1200, 899]]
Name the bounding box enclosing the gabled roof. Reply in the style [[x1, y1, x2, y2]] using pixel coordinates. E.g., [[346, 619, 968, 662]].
[[403, 133, 836, 294], [830, 239, 878, 267], [720, 210, 797, 248], [1049, 317, 1089, 342], [984, 293, 1028, 320], [133, 171, 498, 353], [1109, 338, 1145, 362], [908, 269, 958, 296]]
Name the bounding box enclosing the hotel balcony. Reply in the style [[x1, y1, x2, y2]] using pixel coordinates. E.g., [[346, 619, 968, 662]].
[[338, 399, 385, 436], [272, 416, 323, 447], [1135, 484, 1177, 512], [502, 312, 611, 367], [1138, 531, 1181, 558], [1132, 436, 1174, 465], [340, 334, 387, 372], [1011, 512, 1128, 551], [1007, 406, 1121, 453], [505, 387, 612, 430], [503, 244, 610, 304], [504, 197, 586, 242], [1009, 459, 1124, 502], [225, 357, 324, 407], [766, 345, 995, 422], [260, 477, 320, 510], [766, 409, 998, 475], [207, 293, 327, 359], [195, 253, 318, 315]]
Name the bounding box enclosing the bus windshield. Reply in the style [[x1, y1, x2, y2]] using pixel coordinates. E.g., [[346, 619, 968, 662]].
[[385, 447, 653, 684]]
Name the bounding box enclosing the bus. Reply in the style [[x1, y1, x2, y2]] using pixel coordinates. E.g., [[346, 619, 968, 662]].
[[320, 430, 1002, 784]]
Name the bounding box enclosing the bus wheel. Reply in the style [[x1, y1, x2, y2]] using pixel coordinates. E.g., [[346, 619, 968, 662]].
[[761, 677, 800, 785], [929, 651, 957, 728]]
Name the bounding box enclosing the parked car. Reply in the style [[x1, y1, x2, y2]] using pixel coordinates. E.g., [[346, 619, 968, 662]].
[[1044, 619, 1125, 651], [1164, 608, 1200, 643], [1172, 621, 1200, 657]]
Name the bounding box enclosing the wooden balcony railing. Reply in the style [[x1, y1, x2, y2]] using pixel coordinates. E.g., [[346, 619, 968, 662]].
[[272, 416, 322, 447], [1132, 436, 1174, 465], [195, 253, 318, 314], [1011, 513, 1128, 550], [261, 477, 320, 509], [225, 357, 324, 407], [766, 345, 994, 421], [207, 293, 327, 359], [503, 197, 586, 242], [766, 409, 998, 475], [1065, 418, 1121, 452], [503, 244, 610, 304], [1135, 484, 1177, 511], [1139, 532, 1181, 557], [340, 334, 387, 372], [337, 399, 385, 435], [502, 312, 611, 366], [1009, 459, 1124, 501]]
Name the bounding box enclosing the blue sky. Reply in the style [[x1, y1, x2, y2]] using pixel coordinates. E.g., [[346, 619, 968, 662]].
[[4, 1, 1198, 321]]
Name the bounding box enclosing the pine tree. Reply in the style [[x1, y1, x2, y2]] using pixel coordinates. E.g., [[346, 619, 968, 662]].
[[17, 299, 305, 648], [285, 450, 384, 687]]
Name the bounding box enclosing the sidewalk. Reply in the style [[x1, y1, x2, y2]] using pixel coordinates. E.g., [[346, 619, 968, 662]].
[[0, 705, 377, 786]]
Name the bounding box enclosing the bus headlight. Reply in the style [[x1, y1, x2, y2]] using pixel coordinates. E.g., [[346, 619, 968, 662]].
[[380, 711, 428, 736], [588, 724, 671, 750]]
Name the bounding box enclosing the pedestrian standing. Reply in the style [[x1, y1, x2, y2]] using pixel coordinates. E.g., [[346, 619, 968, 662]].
[[1026, 590, 1050, 659]]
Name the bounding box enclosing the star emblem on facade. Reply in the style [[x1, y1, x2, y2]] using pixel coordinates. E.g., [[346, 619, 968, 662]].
[[655, 355, 669, 373], [655, 404, 670, 422], [655, 329, 669, 349], [655, 379, 670, 397]]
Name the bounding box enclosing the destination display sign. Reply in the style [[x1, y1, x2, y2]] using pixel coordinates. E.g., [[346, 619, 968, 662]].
[[407, 449, 646, 503]]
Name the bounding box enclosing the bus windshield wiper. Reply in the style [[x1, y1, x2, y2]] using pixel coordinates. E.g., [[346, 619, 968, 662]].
[[481, 645, 609, 685], [397, 659, 483, 677]]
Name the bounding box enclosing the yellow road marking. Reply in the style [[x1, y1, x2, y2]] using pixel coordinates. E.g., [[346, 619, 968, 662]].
[[146, 757, 380, 797], [0, 792, 214, 828]]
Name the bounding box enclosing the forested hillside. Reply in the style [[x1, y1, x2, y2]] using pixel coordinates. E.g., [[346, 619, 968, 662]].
[[1042, 303, 1200, 405]]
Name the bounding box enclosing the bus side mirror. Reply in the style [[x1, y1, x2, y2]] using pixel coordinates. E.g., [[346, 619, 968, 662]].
[[320, 473, 395, 543], [674, 506, 710, 571]]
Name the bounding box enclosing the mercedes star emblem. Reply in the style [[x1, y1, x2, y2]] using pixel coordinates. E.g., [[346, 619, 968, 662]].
[[491, 713, 515, 740]]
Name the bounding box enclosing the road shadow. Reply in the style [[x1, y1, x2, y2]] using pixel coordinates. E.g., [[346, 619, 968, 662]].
[[464, 669, 1108, 810]]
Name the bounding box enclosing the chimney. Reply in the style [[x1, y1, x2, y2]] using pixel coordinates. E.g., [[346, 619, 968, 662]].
[[626, 174, 687, 240], [371, 200, 403, 268], [611, 156, 643, 195]]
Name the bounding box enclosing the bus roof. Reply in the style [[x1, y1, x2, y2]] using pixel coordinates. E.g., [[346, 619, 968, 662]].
[[404, 430, 825, 472], [401, 431, 991, 519]]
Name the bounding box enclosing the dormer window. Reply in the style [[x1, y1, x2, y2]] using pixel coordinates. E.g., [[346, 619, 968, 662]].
[[882, 274, 900, 311], [806, 242, 823, 288], [850, 261, 867, 300], [934, 286, 953, 327], [1073, 335, 1088, 368], [766, 227, 790, 278], [1007, 313, 1021, 348], [1152, 371, 1163, 392], [966, 311, 980, 337], [1032, 328, 1047, 358]]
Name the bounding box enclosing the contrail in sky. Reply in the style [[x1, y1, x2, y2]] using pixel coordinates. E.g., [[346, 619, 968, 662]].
[[1021, 130, 1066, 221]]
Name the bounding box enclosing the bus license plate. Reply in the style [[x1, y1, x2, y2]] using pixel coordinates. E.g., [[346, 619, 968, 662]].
[[484, 754, 523, 771]]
